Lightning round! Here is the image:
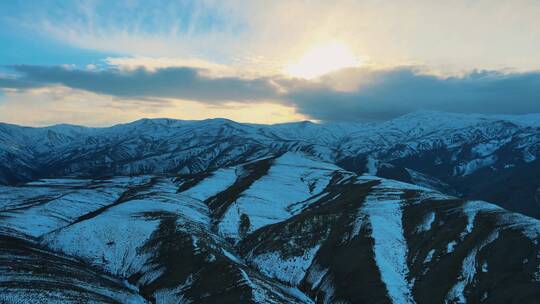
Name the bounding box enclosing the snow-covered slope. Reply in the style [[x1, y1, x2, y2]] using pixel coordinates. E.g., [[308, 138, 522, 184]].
[[337, 111, 540, 218], [1, 110, 540, 218], [1, 153, 538, 303]]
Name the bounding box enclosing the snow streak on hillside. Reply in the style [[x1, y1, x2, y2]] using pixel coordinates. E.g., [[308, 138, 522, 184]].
[[0, 115, 540, 303]]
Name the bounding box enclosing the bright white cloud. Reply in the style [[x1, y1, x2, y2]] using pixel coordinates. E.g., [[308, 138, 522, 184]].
[[17, 0, 540, 76]]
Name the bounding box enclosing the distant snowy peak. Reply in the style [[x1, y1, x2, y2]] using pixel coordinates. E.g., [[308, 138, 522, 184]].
[[4, 109, 538, 145], [385, 109, 540, 128], [2, 110, 539, 152]]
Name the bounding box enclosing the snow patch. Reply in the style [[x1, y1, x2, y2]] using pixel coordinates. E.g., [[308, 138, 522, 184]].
[[446, 231, 499, 303], [239, 269, 266, 303], [472, 140, 507, 157], [349, 210, 365, 241], [306, 264, 329, 290], [361, 186, 415, 304], [250, 245, 321, 286], [416, 212, 435, 233], [365, 156, 378, 175], [454, 155, 497, 176], [460, 201, 502, 239], [447, 241, 458, 254], [221, 248, 245, 265], [481, 261, 488, 273], [365, 177, 453, 201], [496, 211, 540, 241], [181, 168, 238, 201], [424, 249, 435, 264]]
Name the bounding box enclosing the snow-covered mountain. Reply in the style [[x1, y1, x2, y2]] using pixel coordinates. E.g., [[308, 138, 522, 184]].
[[1, 110, 539, 218], [1, 153, 539, 303]]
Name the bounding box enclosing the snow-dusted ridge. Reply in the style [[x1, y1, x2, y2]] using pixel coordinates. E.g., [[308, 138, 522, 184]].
[[2, 110, 540, 219], [0, 111, 540, 218], [0, 124, 539, 303]]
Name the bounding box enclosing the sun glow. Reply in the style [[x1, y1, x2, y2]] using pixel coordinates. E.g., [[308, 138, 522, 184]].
[[284, 42, 361, 79]]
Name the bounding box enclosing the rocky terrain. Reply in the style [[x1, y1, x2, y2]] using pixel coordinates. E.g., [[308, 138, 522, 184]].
[[1, 153, 539, 303]]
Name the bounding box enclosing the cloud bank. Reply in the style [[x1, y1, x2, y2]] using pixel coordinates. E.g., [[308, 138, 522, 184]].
[[1, 65, 540, 122], [286, 68, 540, 121], [1, 65, 276, 102]]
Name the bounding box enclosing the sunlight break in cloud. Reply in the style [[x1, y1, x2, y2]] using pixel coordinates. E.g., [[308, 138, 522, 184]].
[[0, 86, 307, 127], [284, 41, 363, 79], [25, 0, 540, 75]]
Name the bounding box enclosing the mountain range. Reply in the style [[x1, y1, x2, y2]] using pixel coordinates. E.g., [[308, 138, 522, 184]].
[[1, 110, 539, 218], [1, 111, 540, 303]]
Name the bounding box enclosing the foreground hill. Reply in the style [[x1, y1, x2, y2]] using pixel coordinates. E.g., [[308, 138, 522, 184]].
[[1, 110, 539, 218], [1, 153, 538, 303]]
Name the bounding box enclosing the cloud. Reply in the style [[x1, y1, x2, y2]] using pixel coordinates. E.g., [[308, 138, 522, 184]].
[[21, 0, 246, 61], [1, 65, 278, 102], [284, 68, 540, 121], [2, 65, 540, 122], [0, 86, 307, 127], [0, 76, 40, 89], [10, 0, 540, 74], [4, 1, 540, 125], [104, 56, 235, 76]]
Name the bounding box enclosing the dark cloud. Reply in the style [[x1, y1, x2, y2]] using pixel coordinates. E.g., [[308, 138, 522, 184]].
[[0, 65, 277, 102], [1, 65, 540, 121], [284, 68, 540, 121], [0, 76, 43, 89]]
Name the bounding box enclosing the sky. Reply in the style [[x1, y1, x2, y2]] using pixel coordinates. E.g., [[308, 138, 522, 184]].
[[1, 0, 540, 126]]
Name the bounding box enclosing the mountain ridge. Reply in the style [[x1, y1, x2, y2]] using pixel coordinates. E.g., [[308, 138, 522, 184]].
[[1, 110, 540, 218]]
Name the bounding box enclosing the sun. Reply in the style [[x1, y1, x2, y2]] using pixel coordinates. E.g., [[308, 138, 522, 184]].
[[284, 41, 361, 79]]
